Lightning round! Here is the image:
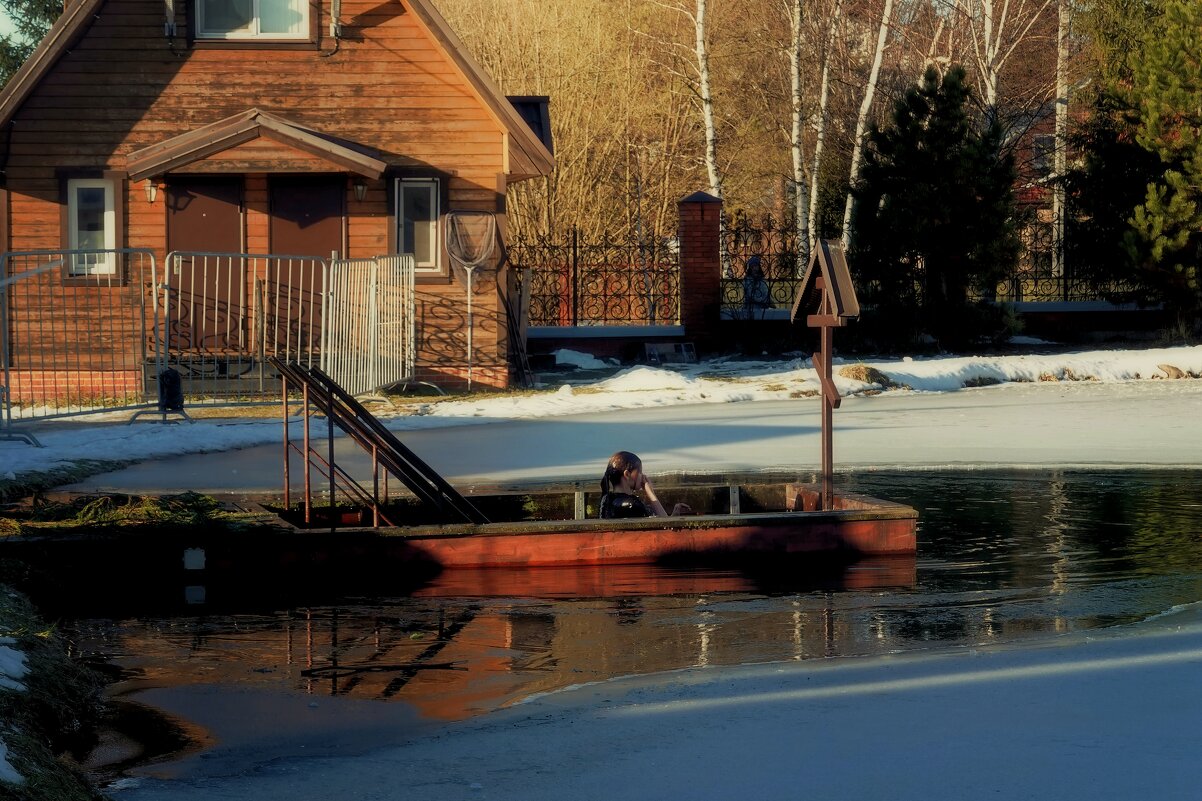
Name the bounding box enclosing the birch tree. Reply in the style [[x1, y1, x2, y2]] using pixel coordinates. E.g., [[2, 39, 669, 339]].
[[787, 0, 811, 266], [1051, 0, 1069, 277], [808, 0, 843, 253], [665, 0, 726, 199], [956, 0, 1054, 115], [842, 0, 896, 248]]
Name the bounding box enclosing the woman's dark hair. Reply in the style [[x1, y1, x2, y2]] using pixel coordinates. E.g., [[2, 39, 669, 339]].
[[601, 451, 642, 493]]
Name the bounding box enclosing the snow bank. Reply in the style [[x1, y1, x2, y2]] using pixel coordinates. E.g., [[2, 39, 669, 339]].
[[553, 349, 614, 370], [0, 740, 22, 786], [0, 639, 28, 692], [2, 345, 1201, 481]]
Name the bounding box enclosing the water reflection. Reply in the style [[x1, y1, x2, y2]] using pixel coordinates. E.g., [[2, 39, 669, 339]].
[[56, 470, 1202, 771]]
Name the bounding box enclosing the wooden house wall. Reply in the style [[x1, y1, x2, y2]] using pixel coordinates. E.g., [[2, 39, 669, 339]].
[[4, 0, 513, 390]]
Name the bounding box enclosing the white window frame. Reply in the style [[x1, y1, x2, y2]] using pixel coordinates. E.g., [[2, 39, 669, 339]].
[[195, 0, 311, 40], [67, 178, 116, 276], [396, 178, 441, 274]]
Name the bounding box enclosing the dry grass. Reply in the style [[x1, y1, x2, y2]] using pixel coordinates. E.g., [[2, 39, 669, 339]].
[[0, 589, 108, 801], [837, 364, 905, 390]]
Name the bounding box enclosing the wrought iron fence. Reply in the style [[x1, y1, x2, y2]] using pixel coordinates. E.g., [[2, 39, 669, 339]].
[[721, 213, 804, 319], [507, 229, 680, 326], [977, 273, 1141, 304]]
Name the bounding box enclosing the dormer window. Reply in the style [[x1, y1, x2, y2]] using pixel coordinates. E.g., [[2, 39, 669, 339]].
[[196, 0, 310, 39]]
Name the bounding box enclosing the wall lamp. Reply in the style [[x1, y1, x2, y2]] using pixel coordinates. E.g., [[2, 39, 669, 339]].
[[144, 179, 158, 204], [353, 179, 367, 202]]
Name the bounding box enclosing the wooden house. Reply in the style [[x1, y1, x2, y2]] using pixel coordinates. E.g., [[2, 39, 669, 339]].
[[0, 0, 553, 395]]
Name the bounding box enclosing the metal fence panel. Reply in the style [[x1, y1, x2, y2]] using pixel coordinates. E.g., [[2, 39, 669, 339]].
[[508, 230, 680, 326], [160, 252, 327, 401], [1, 249, 158, 424], [321, 255, 416, 396]]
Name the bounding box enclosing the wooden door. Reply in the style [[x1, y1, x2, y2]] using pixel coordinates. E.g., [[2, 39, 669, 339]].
[[268, 177, 344, 357], [269, 177, 344, 258], [165, 178, 245, 353]]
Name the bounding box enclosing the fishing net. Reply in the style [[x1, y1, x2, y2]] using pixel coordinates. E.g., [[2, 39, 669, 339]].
[[444, 211, 498, 389]]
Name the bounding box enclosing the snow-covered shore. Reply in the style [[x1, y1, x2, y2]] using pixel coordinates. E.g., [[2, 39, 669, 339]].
[[2, 345, 1201, 485]]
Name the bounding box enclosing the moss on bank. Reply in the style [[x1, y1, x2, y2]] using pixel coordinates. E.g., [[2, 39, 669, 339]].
[[0, 585, 108, 801], [1, 491, 270, 538]]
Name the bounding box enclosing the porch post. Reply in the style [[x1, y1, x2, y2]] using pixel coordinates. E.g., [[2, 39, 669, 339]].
[[677, 191, 723, 350]]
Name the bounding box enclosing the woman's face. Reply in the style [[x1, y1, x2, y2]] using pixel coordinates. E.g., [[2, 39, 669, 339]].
[[624, 466, 644, 491]]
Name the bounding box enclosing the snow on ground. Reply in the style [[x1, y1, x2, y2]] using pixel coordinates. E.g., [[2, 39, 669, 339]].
[[0, 639, 28, 785], [1, 345, 1201, 481], [0, 741, 22, 786], [0, 638, 26, 692]]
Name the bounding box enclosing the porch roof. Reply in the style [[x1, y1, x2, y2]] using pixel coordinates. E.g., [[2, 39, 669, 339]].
[[125, 109, 389, 181]]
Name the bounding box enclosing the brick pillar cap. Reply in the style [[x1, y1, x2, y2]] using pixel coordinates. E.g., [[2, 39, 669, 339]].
[[680, 191, 723, 204]]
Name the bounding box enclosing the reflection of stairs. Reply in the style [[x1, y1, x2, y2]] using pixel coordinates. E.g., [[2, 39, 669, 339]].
[[269, 358, 488, 525]]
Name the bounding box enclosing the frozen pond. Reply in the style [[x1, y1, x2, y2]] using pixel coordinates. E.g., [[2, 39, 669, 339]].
[[53, 469, 1202, 781]]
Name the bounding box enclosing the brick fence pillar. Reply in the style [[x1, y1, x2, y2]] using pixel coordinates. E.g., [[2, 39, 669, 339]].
[[678, 191, 723, 349]]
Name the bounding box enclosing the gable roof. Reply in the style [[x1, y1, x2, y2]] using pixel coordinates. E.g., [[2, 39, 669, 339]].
[[126, 109, 388, 180], [401, 0, 553, 180], [790, 239, 861, 323], [0, 0, 554, 181]]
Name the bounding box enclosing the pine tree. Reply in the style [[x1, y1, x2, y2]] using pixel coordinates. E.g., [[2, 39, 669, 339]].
[[850, 65, 1020, 348], [0, 0, 60, 86], [1125, 0, 1202, 328]]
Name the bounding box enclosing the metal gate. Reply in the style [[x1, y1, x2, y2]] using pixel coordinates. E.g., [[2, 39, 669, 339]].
[[1, 249, 159, 433], [321, 254, 416, 396], [159, 251, 327, 400]]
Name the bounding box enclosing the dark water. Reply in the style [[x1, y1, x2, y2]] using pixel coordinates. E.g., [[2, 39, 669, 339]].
[[56, 469, 1202, 774]]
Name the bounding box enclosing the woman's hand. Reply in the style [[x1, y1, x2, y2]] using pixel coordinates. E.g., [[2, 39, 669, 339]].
[[671, 502, 693, 516]]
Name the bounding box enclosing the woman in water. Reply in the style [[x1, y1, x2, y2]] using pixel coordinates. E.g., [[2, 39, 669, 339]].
[[599, 451, 691, 518]]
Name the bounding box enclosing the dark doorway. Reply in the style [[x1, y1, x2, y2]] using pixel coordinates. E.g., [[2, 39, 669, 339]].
[[167, 178, 243, 254], [269, 176, 344, 258], [267, 177, 343, 356], [165, 178, 245, 353]]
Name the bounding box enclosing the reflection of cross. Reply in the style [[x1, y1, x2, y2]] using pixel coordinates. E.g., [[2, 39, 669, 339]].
[[791, 240, 860, 511]]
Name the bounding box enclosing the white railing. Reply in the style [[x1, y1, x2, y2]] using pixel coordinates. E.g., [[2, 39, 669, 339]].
[[322, 254, 416, 396]]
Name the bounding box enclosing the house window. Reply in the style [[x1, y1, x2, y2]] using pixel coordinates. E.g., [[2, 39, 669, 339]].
[[66, 178, 116, 276], [196, 0, 309, 39], [397, 179, 440, 273]]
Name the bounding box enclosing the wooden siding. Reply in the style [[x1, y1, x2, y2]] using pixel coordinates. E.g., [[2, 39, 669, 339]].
[[4, 0, 519, 388]]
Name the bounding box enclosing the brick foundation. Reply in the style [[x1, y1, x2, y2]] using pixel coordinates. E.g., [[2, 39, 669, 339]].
[[4, 369, 145, 404]]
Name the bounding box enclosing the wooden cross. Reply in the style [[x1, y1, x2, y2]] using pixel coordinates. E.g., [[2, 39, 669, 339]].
[[790, 240, 860, 511]]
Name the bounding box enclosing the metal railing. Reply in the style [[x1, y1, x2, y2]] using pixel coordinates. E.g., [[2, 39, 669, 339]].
[[1, 250, 159, 428], [2, 249, 420, 437], [158, 251, 328, 401], [508, 229, 680, 326], [321, 255, 417, 396]]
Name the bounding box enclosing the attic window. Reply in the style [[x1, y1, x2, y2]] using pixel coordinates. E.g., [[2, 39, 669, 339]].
[[196, 0, 309, 39]]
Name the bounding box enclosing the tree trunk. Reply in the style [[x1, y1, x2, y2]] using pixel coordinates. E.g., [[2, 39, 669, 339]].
[[1051, 0, 1068, 278], [789, 0, 810, 271], [841, 0, 894, 249], [809, 0, 842, 255], [695, 0, 723, 200]]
